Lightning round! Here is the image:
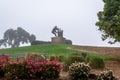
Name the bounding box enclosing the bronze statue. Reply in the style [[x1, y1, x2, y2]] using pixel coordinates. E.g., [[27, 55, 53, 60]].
[[52, 26, 63, 37], [58, 28, 63, 37], [52, 26, 58, 36]]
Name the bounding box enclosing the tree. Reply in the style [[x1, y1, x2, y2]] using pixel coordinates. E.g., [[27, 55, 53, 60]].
[[96, 0, 120, 44], [0, 27, 36, 48]]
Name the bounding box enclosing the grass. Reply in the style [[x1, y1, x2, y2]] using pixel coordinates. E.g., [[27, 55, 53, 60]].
[[0, 44, 79, 58], [2, 44, 76, 53], [0, 44, 119, 61]]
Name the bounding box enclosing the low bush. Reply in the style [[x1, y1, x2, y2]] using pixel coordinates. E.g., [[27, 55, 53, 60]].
[[97, 70, 118, 80], [0, 54, 9, 64], [0, 54, 10, 78], [0, 56, 62, 80], [50, 55, 57, 61], [89, 57, 105, 69], [35, 60, 62, 79], [69, 52, 81, 56], [69, 62, 90, 80], [4, 60, 36, 80], [81, 52, 87, 58], [24, 52, 46, 62], [66, 56, 85, 66], [57, 55, 65, 62], [85, 56, 90, 63], [31, 40, 51, 45], [0, 64, 4, 78], [63, 55, 85, 71], [65, 39, 72, 44]]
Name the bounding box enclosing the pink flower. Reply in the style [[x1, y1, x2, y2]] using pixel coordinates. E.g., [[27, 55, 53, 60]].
[[16, 56, 20, 62], [31, 69, 36, 73], [39, 67, 43, 71], [46, 68, 49, 71], [29, 73, 32, 77]]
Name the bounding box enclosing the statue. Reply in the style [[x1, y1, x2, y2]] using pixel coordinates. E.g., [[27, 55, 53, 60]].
[[58, 28, 63, 37], [52, 26, 63, 37], [52, 26, 59, 36], [51, 26, 72, 44]]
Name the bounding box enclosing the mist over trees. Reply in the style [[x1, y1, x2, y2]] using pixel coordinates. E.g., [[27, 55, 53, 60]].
[[0, 27, 36, 48], [96, 0, 120, 44]]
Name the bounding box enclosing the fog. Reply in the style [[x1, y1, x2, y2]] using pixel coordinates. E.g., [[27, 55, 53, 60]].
[[0, 0, 120, 47]]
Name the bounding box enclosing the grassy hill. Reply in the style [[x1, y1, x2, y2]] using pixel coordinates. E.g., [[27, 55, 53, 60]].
[[0, 44, 119, 61], [0, 44, 78, 59], [72, 45, 120, 58], [0, 44, 78, 55]]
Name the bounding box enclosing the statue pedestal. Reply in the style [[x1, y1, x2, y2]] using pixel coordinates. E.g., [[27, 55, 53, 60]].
[[51, 37, 66, 44]]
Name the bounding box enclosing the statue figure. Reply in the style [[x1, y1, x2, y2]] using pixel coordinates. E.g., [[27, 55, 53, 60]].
[[52, 26, 63, 37], [58, 28, 63, 37], [52, 26, 59, 36]]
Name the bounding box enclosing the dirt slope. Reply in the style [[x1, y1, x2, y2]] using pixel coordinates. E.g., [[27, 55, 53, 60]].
[[72, 45, 120, 58]]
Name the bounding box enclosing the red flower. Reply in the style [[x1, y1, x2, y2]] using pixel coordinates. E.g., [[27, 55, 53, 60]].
[[39, 67, 43, 71]]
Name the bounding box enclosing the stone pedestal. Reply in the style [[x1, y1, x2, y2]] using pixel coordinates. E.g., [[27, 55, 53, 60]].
[[51, 37, 66, 44]]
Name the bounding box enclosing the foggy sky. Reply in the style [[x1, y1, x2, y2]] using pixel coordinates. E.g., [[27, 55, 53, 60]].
[[0, 0, 120, 47]]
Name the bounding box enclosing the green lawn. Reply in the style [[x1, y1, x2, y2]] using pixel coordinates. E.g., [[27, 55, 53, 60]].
[[0, 44, 78, 54], [0, 44, 119, 61]]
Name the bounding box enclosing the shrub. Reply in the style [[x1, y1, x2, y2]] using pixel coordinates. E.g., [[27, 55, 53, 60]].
[[97, 70, 118, 80], [50, 55, 57, 61], [69, 62, 90, 80], [0, 64, 4, 78], [4, 60, 36, 80], [64, 55, 85, 71], [65, 39, 72, 44], [31, 40, 51, 45], [35, 60, 62, 79], [56, 55, 65, 62], [89, 58, 105, 69], [70, 52, 81, 56], [0, 54, 9, 64], [66, 56, 85, 66], [81, 52, 87, 58], [3, 59, 62, 80], [85, 56, 90, 63], [24, 52, 46, 62], [0, 54, 10, 78]]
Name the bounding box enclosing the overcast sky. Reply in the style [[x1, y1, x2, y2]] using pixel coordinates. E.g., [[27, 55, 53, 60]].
[[0, 0, 120, 47]]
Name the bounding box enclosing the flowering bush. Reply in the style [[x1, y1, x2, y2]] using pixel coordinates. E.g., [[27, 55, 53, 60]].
[[35, 60, 62, 79], [97, 70, 118, 80], [0, 64, 4, 78], [69, 62, 90, 80], [4, 60, 36, 80], [0, 54, 9, 78], [3, 60, 62, 80], [0, 54, 62, 80], [0, 54, 9, 64]]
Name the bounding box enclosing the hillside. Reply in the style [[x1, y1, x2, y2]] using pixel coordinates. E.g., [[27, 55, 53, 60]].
[[72, 45, 120, 58], [0, 44, 119, 61], [0, 44, 120, 78], [1, 44, 120, 58], [0, 44, 80, 58]]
